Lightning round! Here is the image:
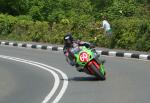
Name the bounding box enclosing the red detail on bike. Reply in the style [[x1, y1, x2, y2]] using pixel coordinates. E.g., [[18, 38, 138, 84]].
[[92, 60, 100, 70], [79, 52, 89, 62], [87, 61, 94, 74], [86, 60, 101, 75]]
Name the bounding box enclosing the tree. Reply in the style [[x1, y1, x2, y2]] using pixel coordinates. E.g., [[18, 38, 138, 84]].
[[0, 0, 29, 15]]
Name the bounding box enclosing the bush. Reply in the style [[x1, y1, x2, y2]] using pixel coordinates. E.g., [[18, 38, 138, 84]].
[[112, 17, 150, 51], [135, 22, 150, 51], [1, 13, 150, 52], [0, 14, 17, 35]]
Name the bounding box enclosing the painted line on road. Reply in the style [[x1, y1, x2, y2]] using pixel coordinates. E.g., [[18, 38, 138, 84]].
[[0, 55, 68, 103]]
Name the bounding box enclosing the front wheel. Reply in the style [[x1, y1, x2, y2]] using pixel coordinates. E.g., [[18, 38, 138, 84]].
[[90, 63, 106, 80]]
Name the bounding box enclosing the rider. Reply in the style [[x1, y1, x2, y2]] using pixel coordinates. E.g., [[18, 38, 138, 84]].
[[63, 33, 100, 72]]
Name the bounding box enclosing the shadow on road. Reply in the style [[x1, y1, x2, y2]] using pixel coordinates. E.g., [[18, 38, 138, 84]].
[[65, 76, 105, 82]]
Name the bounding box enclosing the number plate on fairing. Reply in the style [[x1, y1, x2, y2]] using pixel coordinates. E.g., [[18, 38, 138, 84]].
[[79, 52, 89, 62]]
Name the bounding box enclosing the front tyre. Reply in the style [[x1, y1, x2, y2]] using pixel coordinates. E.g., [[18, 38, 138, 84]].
[[90, 63, 106, 80]]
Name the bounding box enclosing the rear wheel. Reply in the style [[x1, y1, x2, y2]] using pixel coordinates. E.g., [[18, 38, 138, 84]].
[[90, 63, 106, 80]]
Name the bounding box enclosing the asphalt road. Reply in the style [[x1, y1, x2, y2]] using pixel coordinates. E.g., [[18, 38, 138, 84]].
[[0, 58, 53, 103], [0, 46, 150, 103]]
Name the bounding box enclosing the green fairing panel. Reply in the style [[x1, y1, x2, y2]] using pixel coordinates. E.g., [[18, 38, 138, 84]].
[[74, 46, 95, 66], [100, 64, 105, 75]]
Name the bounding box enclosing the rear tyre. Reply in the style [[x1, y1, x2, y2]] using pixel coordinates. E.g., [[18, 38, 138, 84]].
[[90, 63, 106, 80]]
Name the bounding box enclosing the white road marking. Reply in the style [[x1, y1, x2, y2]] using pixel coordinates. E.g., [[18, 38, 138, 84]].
[[0, 55, 68, 103]]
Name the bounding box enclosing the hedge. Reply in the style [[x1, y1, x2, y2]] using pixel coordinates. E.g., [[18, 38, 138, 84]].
[[0, 14, 150, 51], [112, 17, 150, 51]]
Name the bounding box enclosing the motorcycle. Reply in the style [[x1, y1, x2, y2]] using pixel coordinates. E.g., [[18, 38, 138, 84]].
[[72, 46, 106, 80]]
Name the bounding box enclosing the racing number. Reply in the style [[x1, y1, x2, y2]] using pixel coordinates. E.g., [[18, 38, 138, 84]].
[[79, 52, 89, 62]]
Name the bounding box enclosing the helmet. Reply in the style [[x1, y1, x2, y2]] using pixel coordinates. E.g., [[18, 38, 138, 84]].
[[64, 33, 73, 47]]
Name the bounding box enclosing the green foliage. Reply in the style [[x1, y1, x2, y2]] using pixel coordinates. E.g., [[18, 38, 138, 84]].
[[27, 0, 94, 23], [0, 14, 49, 42], [29, 6, 44, 21], [102, 0, 137, 20], [0, 14, 17, 35], [90, 0, 112, 10], [135, 0, 150, 4], [1, 0, 150, 51], [0, 0, 29, 15], [135, 22, 150, 51], [112, 17, 150, 51]]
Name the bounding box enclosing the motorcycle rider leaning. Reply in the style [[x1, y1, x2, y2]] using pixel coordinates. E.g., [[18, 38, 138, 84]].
[[63, 33, 102, 72]]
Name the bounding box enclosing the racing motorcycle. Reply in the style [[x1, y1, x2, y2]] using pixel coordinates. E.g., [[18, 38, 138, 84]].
[[72, 46, 106, 80]]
